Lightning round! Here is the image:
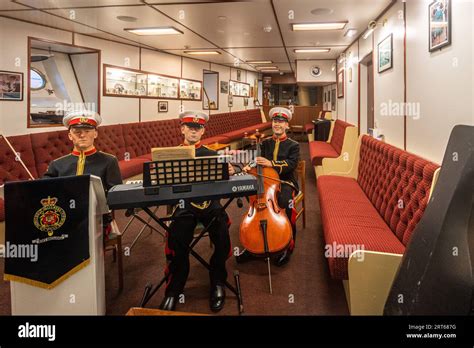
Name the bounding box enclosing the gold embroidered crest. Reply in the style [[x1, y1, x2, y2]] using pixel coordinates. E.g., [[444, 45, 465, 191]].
[[33, 196, 66, 237]]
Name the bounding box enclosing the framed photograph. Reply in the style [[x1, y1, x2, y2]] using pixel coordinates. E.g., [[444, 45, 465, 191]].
[[337, 70, 344, 98], [0, 71, 23, 101], [331, 89, 336, 111], [228, 93, 233, 107], [158, 101, 168, 113], [378, 33, 393, 73], [429, 0, 451, 52], [220, 81, 228, 94], [237, 69, 241, 82], [244, 98, 248, 106]]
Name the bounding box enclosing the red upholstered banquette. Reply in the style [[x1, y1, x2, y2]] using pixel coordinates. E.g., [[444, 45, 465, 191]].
[[317, 135, 440, 280], [0, 109, 270, 223], [309, 119, 354, 166]]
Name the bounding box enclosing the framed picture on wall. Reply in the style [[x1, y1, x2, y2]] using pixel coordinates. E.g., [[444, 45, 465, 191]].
[[0, 71, 23, 101], [228, 93, 233, 107], [331, 89, 336, 111], [244, 98, 248, 106], [337, 70, 344, 98], [158, 101, 168, 113], [220, 81, 228, 94], [378, 33, 393, 73], [429, 0, 451, 52]]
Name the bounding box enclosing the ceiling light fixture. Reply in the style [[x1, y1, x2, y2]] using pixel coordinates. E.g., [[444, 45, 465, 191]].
[[362, 20, 377, 39], [246, 60, 273, 64], [116, 16, 137, 22], [294, 48, 331, 53], [183, 50, 221, 55], [256, 66, 278, 69], [292, 21, 347, 31], [124, 26, 183, 36], [310, 8, 334, 16], [344, 28, 357, 37]]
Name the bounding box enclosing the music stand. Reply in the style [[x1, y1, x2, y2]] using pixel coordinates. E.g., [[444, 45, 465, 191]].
[[138, 158, 245, 314]]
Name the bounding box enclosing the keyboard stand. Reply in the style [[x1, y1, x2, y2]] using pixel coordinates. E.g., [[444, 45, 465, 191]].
[[122, 207, 165, 251], [138, 197, 244, 315]]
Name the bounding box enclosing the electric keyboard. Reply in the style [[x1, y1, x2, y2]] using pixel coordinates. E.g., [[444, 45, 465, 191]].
[[107, 174, 258, 209]]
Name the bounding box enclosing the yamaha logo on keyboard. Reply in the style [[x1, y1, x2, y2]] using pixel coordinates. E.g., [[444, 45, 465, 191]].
[[232, 185, 255, 192]]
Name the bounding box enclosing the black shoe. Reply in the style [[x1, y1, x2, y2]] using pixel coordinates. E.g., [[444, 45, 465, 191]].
[[210, 285, 226, 312], [235, 249, 255, 264], [159, 295, 177, 311], [274, 249, 292, 267]]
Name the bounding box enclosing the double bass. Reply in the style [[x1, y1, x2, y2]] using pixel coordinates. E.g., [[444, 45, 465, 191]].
[[239, 131, 293, 293]]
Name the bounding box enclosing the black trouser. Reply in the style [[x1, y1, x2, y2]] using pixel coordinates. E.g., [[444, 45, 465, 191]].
[[164, 202, 231, 297], [277, 183, 297, 249]]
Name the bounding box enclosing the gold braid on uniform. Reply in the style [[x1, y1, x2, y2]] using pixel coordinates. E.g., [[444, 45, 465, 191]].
[[271, 160, 288, 174], [191, 201, 211, 210], [76, 151, 85, 175]]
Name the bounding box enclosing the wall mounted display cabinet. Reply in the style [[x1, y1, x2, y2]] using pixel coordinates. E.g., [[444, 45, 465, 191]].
[[103, 64, 201, 101]]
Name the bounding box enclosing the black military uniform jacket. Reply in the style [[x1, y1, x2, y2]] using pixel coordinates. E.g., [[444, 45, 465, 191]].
[[43, 148, 122, 194], [260, 134, 300, 190]]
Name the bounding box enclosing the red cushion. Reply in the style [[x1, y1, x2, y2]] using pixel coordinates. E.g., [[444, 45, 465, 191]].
[[122, 122, 152, 158], [309, 141, 339, 166], [140, 119, 182, 149], [201, 136, 230, 145], [0, 134, 38, 184], [357, 135, 439, 245], [318, 175, 406, 279], [330, 120, 353, 154], [0, 198, 4, 222], [119, 157, 148, 179], [31, 130, 72, 176], [252, 121, 272, 131], [95, 124, 126, 160], [305, 123, 314, 134]]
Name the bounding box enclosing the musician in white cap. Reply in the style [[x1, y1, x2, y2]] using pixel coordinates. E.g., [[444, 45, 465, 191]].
[[159, 110, 234, 313], [43, 110, 122, 194], [237, 106, 300, 266]]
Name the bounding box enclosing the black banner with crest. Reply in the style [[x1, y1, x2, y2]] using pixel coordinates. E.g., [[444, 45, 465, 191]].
[[4, 175, 90, 289]]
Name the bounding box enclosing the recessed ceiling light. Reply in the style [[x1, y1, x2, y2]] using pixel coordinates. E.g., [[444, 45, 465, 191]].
[[116, 16, 137, 22], [310, 8, 334, 16], [294, 48, 331, 53], [124, 26, 183, 36], [292, 22, 347, 31], [344, 28, 357, 37], [183, 50, 221, 55], [246, 60, 273, 64]]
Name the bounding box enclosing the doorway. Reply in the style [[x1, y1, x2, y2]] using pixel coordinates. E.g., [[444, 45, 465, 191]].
[[359, 53, 374, 134]]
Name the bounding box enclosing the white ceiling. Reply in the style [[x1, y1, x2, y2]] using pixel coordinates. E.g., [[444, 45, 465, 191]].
[[0, 0, 394, 73]]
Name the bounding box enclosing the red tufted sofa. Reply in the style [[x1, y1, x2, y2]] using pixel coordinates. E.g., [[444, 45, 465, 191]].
[[0, 109, 270, 226], [304, 110, 327, 134], [317, 135, 440, 280], [309, 119, 355, 166]]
